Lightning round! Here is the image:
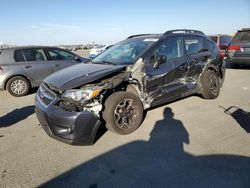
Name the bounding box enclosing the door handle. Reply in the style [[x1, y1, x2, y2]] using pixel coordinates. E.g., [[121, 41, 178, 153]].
[[25, 65, 32, 69], [55, 64, 60, 67]]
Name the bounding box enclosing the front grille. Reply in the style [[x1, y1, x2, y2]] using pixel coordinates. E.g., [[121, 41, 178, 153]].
[[38, 83, 56, 106]]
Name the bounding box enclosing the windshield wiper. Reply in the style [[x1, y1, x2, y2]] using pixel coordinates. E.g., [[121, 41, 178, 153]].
[[92, 61, 116, 65]]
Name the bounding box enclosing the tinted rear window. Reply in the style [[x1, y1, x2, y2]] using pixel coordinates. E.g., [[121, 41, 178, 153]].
[[14, 50, 25, 62], [184, 36, 203, 55], [219, 36, 232, 45], [203, 38, 216, 53], [233, 30, 250, 42]]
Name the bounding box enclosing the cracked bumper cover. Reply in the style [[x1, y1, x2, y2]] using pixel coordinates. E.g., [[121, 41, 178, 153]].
[[35, 94, 101, 145]]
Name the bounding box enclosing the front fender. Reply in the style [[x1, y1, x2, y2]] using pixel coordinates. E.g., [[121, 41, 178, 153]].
[[201, 59, 226, 88]]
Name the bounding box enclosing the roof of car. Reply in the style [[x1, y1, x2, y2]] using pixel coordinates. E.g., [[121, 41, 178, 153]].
[[208, 34, 232, 37], [0, 46, 62, 51], [128, 33, 207, 40], [128, 29, 206, 39], [127, 34, 163, 39], [241, 28, 250, 31]]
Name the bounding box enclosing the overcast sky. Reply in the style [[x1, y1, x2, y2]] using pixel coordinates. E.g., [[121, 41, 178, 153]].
[[0, 0, 249, 45]]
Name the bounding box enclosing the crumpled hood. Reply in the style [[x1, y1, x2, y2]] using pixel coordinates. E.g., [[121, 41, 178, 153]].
[[43, 63, 126, 90]]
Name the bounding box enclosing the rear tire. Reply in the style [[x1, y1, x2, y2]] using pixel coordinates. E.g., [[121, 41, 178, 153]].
[[201, 70, 220, 99], [103, 91, 144, 135], [6, 76, 30, 97]]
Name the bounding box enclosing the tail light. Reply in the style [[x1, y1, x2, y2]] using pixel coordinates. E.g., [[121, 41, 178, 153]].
[[228, 45, 240, 51], [0, 66, 3, 72], [228, 45, 240, 57]]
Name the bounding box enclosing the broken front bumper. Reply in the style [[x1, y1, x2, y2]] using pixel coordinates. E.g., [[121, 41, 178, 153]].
[[35, 85, 101, 145]]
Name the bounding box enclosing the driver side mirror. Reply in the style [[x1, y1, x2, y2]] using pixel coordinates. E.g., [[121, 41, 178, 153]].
[[153, 55, 167, 69]]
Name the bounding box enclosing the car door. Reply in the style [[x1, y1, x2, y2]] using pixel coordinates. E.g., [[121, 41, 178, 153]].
[[44, 48, 78, 72], [20, 48, 54, 85], [184, 36, 213, 85], [143, 36, 190, 106]]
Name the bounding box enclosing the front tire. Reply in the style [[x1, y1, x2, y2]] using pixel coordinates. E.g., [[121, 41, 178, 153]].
[[6, 76, 30, 97], [103, 91, 144, 135], [201, 70, 220, 99]]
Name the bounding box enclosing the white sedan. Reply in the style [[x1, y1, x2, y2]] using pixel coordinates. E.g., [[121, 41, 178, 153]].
[[89, 45, 112, 58]]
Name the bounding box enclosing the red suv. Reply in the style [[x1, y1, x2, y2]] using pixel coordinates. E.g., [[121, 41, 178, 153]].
[[209, 34, 232, 58]]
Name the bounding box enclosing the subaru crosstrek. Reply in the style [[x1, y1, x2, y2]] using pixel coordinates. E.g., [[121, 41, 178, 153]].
[[35, 29, 226, 145]]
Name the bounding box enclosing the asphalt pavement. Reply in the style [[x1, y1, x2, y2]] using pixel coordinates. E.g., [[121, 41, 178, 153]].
[[0, 68, 250, 188]]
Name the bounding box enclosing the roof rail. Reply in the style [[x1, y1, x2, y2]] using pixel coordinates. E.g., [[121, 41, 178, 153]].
[[164, 29, 205, 36], [127, 34, 156, 39]]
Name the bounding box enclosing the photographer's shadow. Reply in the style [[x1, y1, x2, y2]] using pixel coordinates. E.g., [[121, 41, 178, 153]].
[[41, 107, 250, 188]]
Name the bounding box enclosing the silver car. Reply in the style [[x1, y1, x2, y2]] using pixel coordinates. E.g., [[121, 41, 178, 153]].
[[0, 46, 89, 96]]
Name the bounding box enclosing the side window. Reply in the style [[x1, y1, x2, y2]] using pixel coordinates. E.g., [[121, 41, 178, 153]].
[[46, 48, 75, 61], [203, 38, 215, 53], [149, 37, 183, 63], [210, 36, 218, 44], [184, 36, 203, 55], [14, 50, 25, 62], [22, 48, 45, 61]]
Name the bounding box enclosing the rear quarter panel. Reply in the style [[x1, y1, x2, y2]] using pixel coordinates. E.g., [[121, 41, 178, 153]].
[[0, 64, 32, 89], [0, 49, 32, 89]]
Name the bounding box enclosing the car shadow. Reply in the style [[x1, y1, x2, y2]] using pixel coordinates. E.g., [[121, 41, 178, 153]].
[[40, 107, 250, 188], [221, 106, 250, 133], [94, 123, 107, 144], [226, 63, 250, 69], [0, 105, 35, 128], [29, 87, 39, 95]]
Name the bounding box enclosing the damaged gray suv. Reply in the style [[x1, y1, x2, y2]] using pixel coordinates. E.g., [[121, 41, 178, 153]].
[[35, 29, 226, 145]]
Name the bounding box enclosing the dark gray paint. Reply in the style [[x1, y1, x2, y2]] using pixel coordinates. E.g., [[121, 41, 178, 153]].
[[43, 63, 126, 90]]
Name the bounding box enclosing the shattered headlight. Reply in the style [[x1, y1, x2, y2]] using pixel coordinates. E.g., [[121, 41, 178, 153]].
[[61, 87, 103, 102]]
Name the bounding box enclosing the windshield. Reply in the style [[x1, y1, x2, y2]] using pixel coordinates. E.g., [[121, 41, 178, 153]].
[[233, 30, 250, 42], [92, 37, 159, 65], [219, 36, 232, 45]]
